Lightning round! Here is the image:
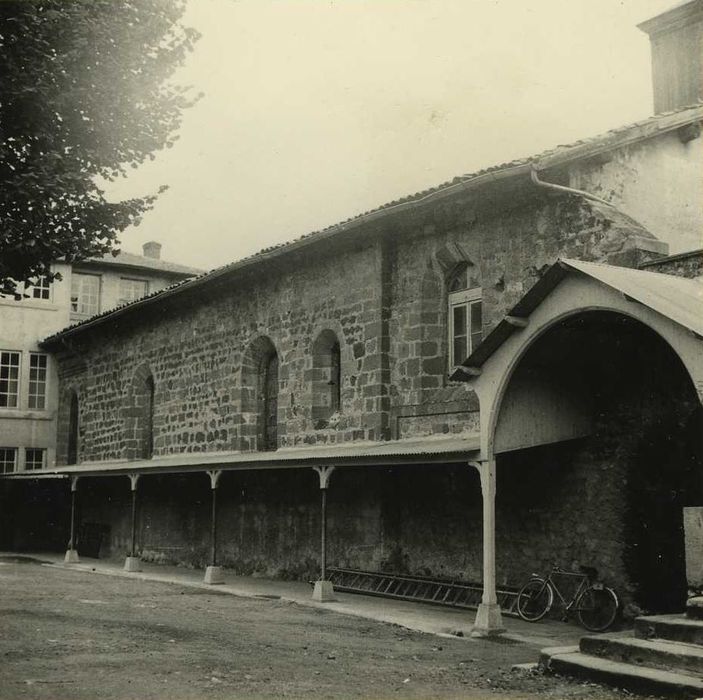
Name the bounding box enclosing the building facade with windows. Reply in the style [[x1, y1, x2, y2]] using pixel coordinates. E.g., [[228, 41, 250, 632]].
[[2, 0, 703, 633], [0, 242, 200, 475]]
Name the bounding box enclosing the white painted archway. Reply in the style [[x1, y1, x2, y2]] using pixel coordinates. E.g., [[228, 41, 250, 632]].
[[466, 271, 703, 634]]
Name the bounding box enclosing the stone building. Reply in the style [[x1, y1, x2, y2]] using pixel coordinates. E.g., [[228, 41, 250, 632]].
[[2, 0, 702, 634]]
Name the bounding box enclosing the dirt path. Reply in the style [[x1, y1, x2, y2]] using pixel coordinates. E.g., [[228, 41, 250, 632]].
[[0, 560, 645, 700]]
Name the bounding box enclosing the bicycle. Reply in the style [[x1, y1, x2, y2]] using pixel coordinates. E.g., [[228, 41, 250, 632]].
[[516, 565, 619, 632]]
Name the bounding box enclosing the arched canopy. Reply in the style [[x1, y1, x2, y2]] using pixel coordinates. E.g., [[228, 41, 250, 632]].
[[457, 259, 703, 459]]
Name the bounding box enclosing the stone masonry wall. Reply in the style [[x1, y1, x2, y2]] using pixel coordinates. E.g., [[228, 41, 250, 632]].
[[56, 190, 655, 462]]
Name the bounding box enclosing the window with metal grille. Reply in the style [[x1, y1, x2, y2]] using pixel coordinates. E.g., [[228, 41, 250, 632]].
[[447, 264, 482, 370], [0, 351, 21, 408], [25, 276, 52, 300], [28, 353, 48, 409], [70, 273, 100, 316], [0, 448, 17, 473], [118, 277, 148, 305], [25, 448, 45, 470]]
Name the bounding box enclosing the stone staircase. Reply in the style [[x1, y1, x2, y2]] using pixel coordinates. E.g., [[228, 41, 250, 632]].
[[540, 598, 703, 698]]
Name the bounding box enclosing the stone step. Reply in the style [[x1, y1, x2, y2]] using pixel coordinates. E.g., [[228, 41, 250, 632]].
[[541, 647, 703, 699], [636, 614, 703, 645], [581, 633, 703, 676], [687, 597, 703, 620]]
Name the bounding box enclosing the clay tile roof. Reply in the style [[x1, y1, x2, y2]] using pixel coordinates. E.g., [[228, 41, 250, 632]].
[[42, 103, 703, 347], [84, 250, 203, 277]]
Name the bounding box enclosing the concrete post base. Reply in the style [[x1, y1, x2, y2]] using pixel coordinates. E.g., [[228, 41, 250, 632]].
[[64, 549, 80, 564], [312, 580, 336, 602], [123, 556, 141, 572], [204, 565, 225, 584], [471, 603, 506, 637]]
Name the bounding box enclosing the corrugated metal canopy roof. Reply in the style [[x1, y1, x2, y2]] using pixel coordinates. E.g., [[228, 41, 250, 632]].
[[452, 258, 703, 378], [564, 259, 703, 337], [2, 435, 480, 479]]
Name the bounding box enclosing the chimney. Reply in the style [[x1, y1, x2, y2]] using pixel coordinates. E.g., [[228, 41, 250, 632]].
[[638, 0, 703, 114], [142, 241, 162, 260]]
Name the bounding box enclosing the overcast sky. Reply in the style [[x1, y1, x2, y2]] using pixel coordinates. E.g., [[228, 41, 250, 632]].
[[106, 0, 675, 272]]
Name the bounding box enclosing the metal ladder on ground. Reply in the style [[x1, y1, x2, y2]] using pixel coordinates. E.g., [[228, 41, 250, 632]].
[[326, 567, 519, 615]]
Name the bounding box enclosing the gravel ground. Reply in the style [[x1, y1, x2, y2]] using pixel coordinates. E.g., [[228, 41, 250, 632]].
[[0, 559, 652, 700]]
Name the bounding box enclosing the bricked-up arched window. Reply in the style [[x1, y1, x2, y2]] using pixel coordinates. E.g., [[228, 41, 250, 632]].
[[127, 365, 155, 460], [67, 391, 79, 465], [312, 330, 341, 427], [447, 262, 482, 369]]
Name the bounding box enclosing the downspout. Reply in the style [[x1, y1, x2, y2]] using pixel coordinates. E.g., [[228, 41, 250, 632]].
[[530, 166, 613, 206]]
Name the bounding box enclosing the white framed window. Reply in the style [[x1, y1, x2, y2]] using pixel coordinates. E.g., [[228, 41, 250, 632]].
[[25, 448, 46, 471], [0, 447, 17, 474], [71, 273, 101, 316], [28, 353, 48, 410], [118, 277, 148, 305], [25, 276, 52, 301], [0, 351, 21, 408], [447, 264, 482, 370]]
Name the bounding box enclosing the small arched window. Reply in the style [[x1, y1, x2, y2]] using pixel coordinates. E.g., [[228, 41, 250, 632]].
[[447, 262, 482, 369], [67, 391, 79, 465], [312, 330, 341, 426], [260, 350, 279, 451], [141, 375, 155, 459], [131, 367, 155, 460]]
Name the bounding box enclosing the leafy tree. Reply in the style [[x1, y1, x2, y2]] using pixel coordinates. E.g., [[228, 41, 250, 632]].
[[0, 0, 199, 294]]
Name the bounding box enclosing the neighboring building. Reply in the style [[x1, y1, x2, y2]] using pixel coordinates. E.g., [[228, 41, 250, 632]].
[[0, 242, 201, 473], [2, 1, 702, 634]]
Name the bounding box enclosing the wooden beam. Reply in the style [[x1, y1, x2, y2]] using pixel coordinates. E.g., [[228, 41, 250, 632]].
[[505, 315, 529, 328], [452, 365, 482, 378]]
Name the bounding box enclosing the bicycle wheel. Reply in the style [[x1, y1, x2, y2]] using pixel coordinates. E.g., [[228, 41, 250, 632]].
[[516, 578, 553, 622], [576, 586, 619, 632]]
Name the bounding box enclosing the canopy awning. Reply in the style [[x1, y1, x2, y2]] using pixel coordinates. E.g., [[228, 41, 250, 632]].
[[452, 258, 703, 378], [2, 434, 480, 479]]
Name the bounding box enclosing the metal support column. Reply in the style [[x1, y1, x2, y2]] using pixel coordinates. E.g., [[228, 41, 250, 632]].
[[124, 474, 141, 572], [204, 470, 225, 584], [64, 476, 80, 564], [320, 486, 328, 581], [312, 465, 335, 601], [470, 459, 505, 636]]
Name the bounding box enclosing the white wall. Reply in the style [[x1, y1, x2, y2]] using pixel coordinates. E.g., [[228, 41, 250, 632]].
[[569, 130, 703, 255]]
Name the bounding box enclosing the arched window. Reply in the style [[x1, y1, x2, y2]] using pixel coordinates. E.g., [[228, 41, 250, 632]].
[[260, 350, 279, 451], [312, 330, 341, 426], [240, 336, 279, 452], [447, 262, 482, 369], [67, 391, 79, 465], [140, 375, 155, 459], [129, 366, 155, 460]]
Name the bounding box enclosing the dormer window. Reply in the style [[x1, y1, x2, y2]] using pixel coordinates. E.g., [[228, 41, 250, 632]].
[[447, 263, 482, 369]]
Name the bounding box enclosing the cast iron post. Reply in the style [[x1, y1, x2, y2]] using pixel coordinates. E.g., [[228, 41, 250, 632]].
[[68, 477, 78, 551], [311, 466, 335, 601], [207, 470, 222, 567], [320, 486, 328, 580], [204, 470, 224, 584], [129, 473, 140, 557], [64, 476, 81, 563]]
